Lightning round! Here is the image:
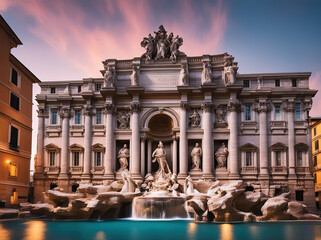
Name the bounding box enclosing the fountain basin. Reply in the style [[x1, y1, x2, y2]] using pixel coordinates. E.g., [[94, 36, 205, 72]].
[[132, 195, 189, 219]]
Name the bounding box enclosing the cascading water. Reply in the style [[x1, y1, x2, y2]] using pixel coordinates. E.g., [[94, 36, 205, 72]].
[[131, 193, 189, 219]]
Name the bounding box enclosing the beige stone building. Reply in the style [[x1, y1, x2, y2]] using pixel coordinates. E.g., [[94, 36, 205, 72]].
[[0, 16, 40, 207], [34, 26, 317, 210]]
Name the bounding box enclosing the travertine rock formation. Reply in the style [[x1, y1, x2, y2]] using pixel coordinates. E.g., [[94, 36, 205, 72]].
[[20, 179, 320, 222]]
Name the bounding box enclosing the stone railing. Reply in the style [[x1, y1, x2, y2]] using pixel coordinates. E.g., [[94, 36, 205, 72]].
[[271, 166, 287, 173], [240, 121, 258, 134], [93, 125, 106, 136], [70, 125, 85, 136], [296, 166, 309, 174], [270, 121, 287, 134], [241, 166, 257, 172], [70, 166, 83, 173], [44, 166, 60, 174], [45, 125, 62, 137]]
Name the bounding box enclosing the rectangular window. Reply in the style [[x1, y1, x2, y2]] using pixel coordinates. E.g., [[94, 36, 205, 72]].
[[8, 162, 17, 177], [314, 127, 317, 136], [292, 79, 297, 87], [49, 152, 55, 166], [245, 105, 251, 121], [296, 151, 303, 167], [275, 106, 281, 121], [276, 151, 282, 166], [275, 79, 280, 87], [9, 125, 19, 151], [95, 152, 102, 166], [51, 110, 57, 124], [10, 93, 20, 111], [246, 151, 252, 166], [75, 110, 81, 124], [95, 84, 101, 91], [96, 109, 102, 124], [243, 80, 250, 88], [50, 87, 56, 94], [78, 86, 82, 93], [73, 152, 80, 166], [314, 155, 317, 167], [11, 68, 18, 86], [295, 104, 300, 120], [316, 140, 319, 151]]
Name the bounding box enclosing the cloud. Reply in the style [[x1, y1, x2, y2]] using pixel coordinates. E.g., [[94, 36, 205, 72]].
[[310, 71, 321, 117], [1, 0, 227, 79]]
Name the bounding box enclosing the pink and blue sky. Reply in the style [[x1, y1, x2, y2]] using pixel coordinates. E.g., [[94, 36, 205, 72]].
[[1, 0, 321, 166]]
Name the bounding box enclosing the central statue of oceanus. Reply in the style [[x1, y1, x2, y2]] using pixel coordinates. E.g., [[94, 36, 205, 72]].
[[141, 25, 184, 63], [152, 141, 172, 188]]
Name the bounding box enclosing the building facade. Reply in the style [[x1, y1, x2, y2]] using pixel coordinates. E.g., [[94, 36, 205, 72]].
[[311, 117, 321, 208], [34, 27, 317, 209], [0, 16, 40, 207]]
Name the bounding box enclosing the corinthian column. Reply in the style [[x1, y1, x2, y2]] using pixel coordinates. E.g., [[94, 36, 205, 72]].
[[257, 100, 269, 178], [227, 99, 240, 178], [35, 108, 46, 175], [104, 103, 114, 180], [287, 101, 296, 178], [130, 102, 142, 180], [178, 101, 188, 179], [202, 102, 214, 179], [59, 107, 70, 179], [82, 105, 92, 179]]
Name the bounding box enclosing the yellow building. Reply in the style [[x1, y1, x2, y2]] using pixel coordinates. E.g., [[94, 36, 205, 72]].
[[0, 16, 40, 207], [311, 117, 321, 208]]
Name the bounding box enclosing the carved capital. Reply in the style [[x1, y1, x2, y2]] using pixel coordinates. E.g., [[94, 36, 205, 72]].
[[37, 108, 48, 118], [180, 101, 188, 109], [227, 100, 240, 112], [286, 102, 295, 112], [84, 105, 93, 116], [201, 102, 214, 112], [59, 107, 71, 119], [130, 102, 142, 113], [105, 103, 115, 114], [256, 101, 269, 113], [303, 100, 312, 111]]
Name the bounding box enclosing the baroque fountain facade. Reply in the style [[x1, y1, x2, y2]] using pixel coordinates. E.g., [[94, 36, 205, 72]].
[[31, 25, 319, 221]]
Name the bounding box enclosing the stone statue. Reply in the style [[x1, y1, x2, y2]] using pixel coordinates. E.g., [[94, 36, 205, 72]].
[[170, 35, 183, 63], [215, 143, 228, 168], [179, 64, 189, 85], [140, 34, 155, 61], [141, 25, 183, 62], [191, 143, 202, 170], [104, 66, 114, 87], [117, 144, 129, 171], [152, 141, 171, 182], [117, 112, 130, 129], [201, 62, 212, 84], [131, 66, 139, 86], [120, 170, 135, 193], [189, 109, 201, 128], [224, 55, 238, 85], [184, 175, 199, 195]]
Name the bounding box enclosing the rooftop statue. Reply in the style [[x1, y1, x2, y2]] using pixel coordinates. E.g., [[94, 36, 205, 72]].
[[141, 25, 184, 63]]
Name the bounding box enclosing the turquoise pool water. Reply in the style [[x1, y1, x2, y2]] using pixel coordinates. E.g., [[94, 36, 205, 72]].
[[1, 219, 321, 240]]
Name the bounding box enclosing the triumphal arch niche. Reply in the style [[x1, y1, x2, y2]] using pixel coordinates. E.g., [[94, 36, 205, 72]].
[[35, 25, 316, 207]]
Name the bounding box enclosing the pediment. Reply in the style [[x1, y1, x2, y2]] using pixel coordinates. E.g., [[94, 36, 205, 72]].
[[240, 143, 257, 150], [271, 142, 287, 151], [45, 143, 60, 151]]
